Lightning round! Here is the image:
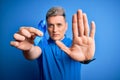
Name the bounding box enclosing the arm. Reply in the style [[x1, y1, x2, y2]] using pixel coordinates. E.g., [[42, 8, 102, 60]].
[[23, 45, 42, 60], [55, 9, 96, 62], [10, 27, 43, 60]]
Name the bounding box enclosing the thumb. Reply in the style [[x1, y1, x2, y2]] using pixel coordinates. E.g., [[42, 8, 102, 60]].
[[55, 40, 71, 55]]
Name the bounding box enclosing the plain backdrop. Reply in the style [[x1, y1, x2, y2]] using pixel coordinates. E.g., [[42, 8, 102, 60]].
[[0, 0, 120, 80]]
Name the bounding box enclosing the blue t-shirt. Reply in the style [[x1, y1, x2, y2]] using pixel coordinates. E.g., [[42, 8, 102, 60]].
[[37, 37, 81, 80]]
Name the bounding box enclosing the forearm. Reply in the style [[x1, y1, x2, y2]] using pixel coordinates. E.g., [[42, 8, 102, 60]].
[[23, 45, 42, 60]]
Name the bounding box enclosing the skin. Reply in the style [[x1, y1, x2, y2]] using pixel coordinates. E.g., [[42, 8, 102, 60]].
[[55, 10, 96, 61], [10, 9, 96, 61], [47, 16, 67, 40]]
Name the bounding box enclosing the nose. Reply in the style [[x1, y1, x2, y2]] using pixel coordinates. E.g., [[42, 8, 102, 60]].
[[53, 25, 58, 32]]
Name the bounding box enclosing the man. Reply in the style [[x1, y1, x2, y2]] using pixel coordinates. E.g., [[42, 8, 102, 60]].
[[10, 6, 96, 80]]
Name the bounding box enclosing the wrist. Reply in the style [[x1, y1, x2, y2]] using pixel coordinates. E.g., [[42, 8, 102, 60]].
[[80, 58, 96, 64]]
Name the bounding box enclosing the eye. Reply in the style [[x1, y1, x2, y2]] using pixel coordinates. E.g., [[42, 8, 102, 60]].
[[48, 24, 53, 28], [57, 23, 62, 27]]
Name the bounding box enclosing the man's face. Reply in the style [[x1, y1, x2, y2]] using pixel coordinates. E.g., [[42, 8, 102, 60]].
[[47, 16, 67, 40]]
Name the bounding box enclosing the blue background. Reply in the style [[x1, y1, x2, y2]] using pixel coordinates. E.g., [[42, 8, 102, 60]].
[[0, 0, 120, 80]]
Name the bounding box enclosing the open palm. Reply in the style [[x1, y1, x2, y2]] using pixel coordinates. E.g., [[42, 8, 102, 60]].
[[55, 10, 96, 61]]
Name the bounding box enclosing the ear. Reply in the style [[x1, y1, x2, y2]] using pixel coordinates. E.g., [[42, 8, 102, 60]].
[[65, 22, 68, 31]]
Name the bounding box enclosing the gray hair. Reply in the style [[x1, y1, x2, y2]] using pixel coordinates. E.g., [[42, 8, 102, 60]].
[[46, 6, 66, 20]]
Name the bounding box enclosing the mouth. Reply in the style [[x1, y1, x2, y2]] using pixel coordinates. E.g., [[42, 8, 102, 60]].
[[53, 34, 60, 37]]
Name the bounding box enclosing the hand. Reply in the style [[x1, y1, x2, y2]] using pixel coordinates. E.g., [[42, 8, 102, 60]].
[[55, 10, 96, 61], [10, 27, 43, 51]]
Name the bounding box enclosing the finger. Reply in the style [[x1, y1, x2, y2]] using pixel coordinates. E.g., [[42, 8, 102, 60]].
[[72, 14, 78, 38], [28, 27, 43, 36], [20, 28, 31, 38], [77, 9, 84, 36], [20, 27, 43, 37], [14, 33, 25, 41], [10, 41, 19, 47], [90, 21, 96, 39], [83, 13, 89, 36], [55, 40, 71, 55], [31, 33, 37, 40], [10, 41, 33, 50]]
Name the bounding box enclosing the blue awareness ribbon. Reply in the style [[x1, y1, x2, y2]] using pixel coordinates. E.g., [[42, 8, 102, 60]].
[[34, 20, 46, 46]]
